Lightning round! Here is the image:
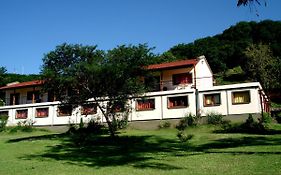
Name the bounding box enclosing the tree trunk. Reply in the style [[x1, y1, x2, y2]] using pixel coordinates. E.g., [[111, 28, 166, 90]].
[[93, 97, 116, 137]]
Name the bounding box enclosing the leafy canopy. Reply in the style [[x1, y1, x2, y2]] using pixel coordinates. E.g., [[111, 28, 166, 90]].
[[41, 43, 156, 136]]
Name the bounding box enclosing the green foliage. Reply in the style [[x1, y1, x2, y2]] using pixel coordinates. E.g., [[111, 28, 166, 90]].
[[206, 112, 224, 125], [0, 115, 8, 132], [259, 112, 272, 124], [167, 20, 281, 92], [158, 120, 171, 129], [176, 113, 200, 131], [41, 43, 156, 137], [274, 112, 281, 124], [221, 114, 274, 134], [244, 43, 280, 90], [79, 118, 84, 129], [9, 119, 35, 133], [111, 115, 129, 131], [0, 73, 40, 87], [176, 131, 193, 143]]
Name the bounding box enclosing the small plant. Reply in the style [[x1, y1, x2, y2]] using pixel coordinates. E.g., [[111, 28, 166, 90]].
[[9, 119, 36, 133], [221, 114, 270, 134], [79, 118, 85, 129], [206, 112, 224, 125], [176, 113, 200, 131], [274, 112, 281, 124], [177, 131, 193, 143], [0, 115, 9, 132], [158, 120, 171, 129], [111, 113, 129, 131], [259, 112, 272, 124]]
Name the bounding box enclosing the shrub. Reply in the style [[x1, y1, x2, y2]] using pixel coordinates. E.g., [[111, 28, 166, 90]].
[[259, 112, 272, 124], [0, 115, 9, 132], [79, 118, 85, 129], [274, 112, 281, 124], [9, 119, 35, 133], [177, 131, 193, 143], [85, 119, 105, 134], [176, 113, 200, 131], [207, 112, 224, 125], [221, 114, 268, 134], [158, 120, 171, 129]]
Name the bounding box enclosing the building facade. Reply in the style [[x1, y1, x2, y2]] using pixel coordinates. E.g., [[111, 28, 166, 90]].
[[0, 56, 269, 126]]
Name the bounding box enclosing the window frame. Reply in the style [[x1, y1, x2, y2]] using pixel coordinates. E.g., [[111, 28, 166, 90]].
[[167, 95, 188, 109], [203, 93, 221, 107], [0, 111, 9, 116], [232, 90, 251, 105], [81, 103, 97, 115], [35, 107, 49, 118], [136, 98, 155, 111], [172, 73, 193, 85], [16, 109, 28, 119], [57, 105, 73, 117]]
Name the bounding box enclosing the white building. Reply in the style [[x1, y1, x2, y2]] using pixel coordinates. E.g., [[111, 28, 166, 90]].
[[0, 56, 269, 126]]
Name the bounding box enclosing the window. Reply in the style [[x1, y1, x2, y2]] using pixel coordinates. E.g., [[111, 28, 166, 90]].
[[232, 91, 250, 104], [136, 99, 155, 111], [58, 105, 72, 116], [172, 73, 192, 85], [0, 111, 8, 116], [204, 93, 221, 106], [36, 108, 49, 118], [27, 91, 40, 101], [81, 103, 97, 115], [168, 96, 188, 108], [16, 109, 28, 119]]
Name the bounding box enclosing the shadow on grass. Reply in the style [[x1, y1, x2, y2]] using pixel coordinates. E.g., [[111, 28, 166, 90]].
[[8, 132, 184, 170], [6, 129, 281, 169]]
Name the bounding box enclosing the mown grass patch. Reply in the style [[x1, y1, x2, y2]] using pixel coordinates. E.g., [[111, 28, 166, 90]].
[[0, 125, 281, 175]]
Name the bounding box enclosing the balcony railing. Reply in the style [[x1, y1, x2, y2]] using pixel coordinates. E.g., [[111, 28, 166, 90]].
[[0, 96, 48, 106], [148, 80, 194, 92]]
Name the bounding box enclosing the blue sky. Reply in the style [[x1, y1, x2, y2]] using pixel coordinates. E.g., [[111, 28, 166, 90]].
[[0, 0, 280, 74]]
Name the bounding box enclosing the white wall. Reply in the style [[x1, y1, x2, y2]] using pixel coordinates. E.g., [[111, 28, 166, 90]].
[[194, 57, 213, 89], [0, 83, 264, 126]]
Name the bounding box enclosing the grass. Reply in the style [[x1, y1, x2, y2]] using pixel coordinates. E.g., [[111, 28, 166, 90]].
[[0, 125, 281, 175]]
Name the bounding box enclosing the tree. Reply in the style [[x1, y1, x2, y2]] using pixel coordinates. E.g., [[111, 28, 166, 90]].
[[237, 0, 264, 7], [0, 67, 7, 85], [0, 67, 7, 105], [244, 43, 279, 91], [41, 43, 155, 137]]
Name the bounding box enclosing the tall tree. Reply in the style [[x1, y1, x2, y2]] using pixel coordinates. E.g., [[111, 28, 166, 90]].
[[41, 43, 155, 137], [244, 43, 279, 91], [0, 67, 7, 85]]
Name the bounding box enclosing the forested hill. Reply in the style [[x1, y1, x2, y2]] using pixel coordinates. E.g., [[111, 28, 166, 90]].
[[0, 73, 40, 87], [167, 20, 281, 73], [165, 20, 281, 93]]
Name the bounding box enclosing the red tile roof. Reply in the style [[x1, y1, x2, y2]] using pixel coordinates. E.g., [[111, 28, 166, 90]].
[[147, 59, 198, 70], [0, 80, 43, 90]]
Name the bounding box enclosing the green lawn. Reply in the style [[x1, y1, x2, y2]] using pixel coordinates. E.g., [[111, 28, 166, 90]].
[[0, 125, 281, 175]]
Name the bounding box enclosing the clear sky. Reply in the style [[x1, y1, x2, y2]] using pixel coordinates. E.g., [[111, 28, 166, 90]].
[[0, 0, 280, 74]]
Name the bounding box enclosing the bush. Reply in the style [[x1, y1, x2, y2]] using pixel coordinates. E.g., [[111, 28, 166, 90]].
[[177, 131, 193, 143], [221, 114, 268, 134], [207, 112, 224, 125], [67, 118, 105, 135], [9, 119, 35, 133], [0, 115, 9, 132], [259, 112, 272, 124], [158, 120, 171, 129], [176, 113, 200, 131], [274, 112, 281, 124]]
